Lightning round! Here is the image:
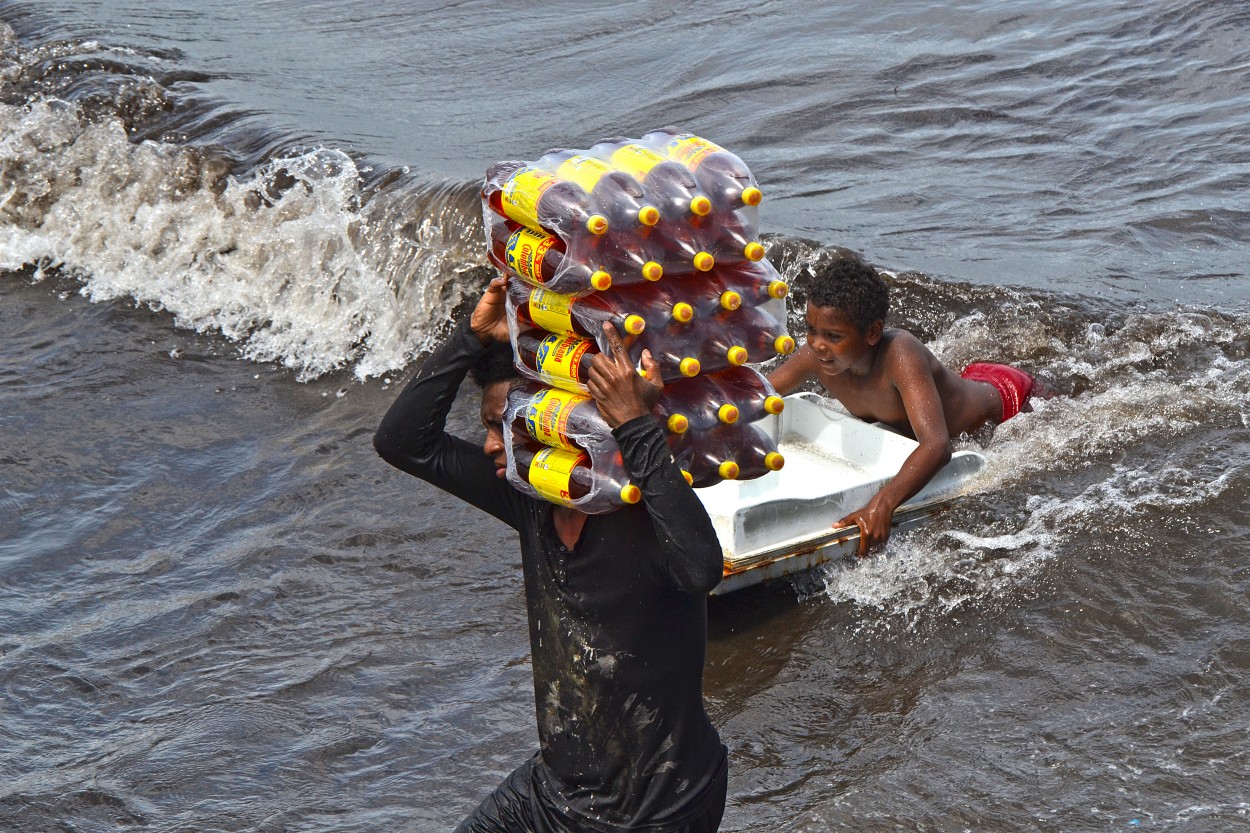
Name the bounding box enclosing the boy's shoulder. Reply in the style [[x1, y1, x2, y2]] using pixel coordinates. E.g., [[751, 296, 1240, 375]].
[[879, 327, 928, 357], [878, 328, 941, 376]]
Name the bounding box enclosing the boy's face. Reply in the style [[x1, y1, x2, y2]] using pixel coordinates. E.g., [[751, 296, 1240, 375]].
[[803, 303, 882, 375]]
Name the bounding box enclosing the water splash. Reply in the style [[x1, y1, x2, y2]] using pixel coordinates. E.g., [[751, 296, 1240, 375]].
[[0, 21, 490, 380]]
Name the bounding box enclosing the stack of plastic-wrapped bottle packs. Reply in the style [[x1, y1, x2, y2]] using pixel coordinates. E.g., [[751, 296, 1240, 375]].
[[480, 128, 792, 513]]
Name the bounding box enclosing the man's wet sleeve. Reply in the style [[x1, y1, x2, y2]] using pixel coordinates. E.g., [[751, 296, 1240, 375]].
[[374, 316, 524, 530], [613, 415, 723, 594]]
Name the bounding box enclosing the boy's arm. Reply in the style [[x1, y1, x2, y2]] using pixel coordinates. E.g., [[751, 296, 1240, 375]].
[[840, 339, 952, 555], [767, 345, 816, 395]]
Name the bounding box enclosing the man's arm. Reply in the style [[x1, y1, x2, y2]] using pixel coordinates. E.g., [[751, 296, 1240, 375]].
[[839, 337, 952, 554], [588, 324, 723, 594], [614, 416, 724, 593], [373, 279, 525, 528]]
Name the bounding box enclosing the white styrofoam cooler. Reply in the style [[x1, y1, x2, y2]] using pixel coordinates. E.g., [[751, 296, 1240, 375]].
[[696, 392, 986, 594]]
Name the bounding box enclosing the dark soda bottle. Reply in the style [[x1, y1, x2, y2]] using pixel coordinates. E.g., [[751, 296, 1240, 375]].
[[489, 220, 612, 293], [641, 127, 764, 212], [705, 263, 788, 307], [586, 231, 664, 284], [696, 320, 752, 369], [595, 281, 694, 333], [718, 307, 797, 363], [655, 376, 740, 434], [673, 273, 746, 318], [643, 282, 698, 326], [706, 366, 785, 423], [540, 150, 662, 230], [507, 383, 611, 452], [669, 431, 740, 487], [514, 329, 599, 392], [629, 318, 702, 380], [485, 161, 609, 238], [511, 443, 641, 508], [730, 423, 786, 479], [509, 282, 646, 339], [635, 221, 716, 275], [590, 136, 714, 220], [692, 212, 766, 264]]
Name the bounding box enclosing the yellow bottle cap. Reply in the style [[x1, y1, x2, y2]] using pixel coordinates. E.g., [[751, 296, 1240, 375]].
[[680, 469, 694, 486], [590, 270, 612, 291], [741, 186, 763, 207], [678, 357, 701, 377], [638, 205, 660, 226], [764, 452, 785, 471], [775, 335, 797, 355], [768, 280, 789, 299], [587, 214, 609, 235], [718, 461, 740, 480], [620, 484, 642, 504], [672, 302, 694, 323], [642, 261, 663, 281], [623, 314, 646, 335], [667, 413, 689, 434], [743, 242, 766, 262], [690, 195, 712, 216], [764, 395, 785, 415], [693, 252, 715, 272], [717, 404, 740, 424], [726, 346, 749, 366], [720, 291, 742, 311]]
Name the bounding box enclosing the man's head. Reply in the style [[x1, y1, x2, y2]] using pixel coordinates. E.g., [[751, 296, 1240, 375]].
[[470, 341, 521, 479], [807, 256, 889, 334]]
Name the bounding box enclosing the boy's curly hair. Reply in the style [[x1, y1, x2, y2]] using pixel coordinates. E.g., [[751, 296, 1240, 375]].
[[808, 256, 889, 332]]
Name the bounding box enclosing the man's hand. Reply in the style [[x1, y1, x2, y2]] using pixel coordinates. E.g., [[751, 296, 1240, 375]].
[[470, 275, 511, 346], [587, 322, 663, 429], [836, 492, 898, 557]]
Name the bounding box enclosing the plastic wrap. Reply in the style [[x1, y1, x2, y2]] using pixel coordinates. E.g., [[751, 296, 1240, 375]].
[[481, 129, 767, 297], [502, 382, 637, 513], [482, 128, 787, 511]]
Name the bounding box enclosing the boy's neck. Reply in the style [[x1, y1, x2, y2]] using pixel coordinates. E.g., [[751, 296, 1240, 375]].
[[848, 332, 884, 376]]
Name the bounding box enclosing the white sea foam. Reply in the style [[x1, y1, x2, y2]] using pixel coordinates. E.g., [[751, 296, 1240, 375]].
[[0, 98, 486, 380]]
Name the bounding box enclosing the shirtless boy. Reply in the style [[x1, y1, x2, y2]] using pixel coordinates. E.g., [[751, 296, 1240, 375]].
[[768, 256, 1038, 554]]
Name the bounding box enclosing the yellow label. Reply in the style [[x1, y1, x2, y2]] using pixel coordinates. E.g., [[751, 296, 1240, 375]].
[[505, 227, 559, 284], [663, 135, 723, 171], [527, 447, 586, 506], [524, 387, 589, 451], [554, 155, 611, 194], [534, 333, 592, 391], [501, 167, 558, 228], [527, 287, 575, 335], [609, 144, 664, 180]]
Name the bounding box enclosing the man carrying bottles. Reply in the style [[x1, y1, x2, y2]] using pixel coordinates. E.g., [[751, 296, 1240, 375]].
[[374, 276, 729, 832]]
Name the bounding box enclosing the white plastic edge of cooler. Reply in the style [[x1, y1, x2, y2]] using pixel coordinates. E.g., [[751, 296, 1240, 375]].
[[696, 392, 987, 591]]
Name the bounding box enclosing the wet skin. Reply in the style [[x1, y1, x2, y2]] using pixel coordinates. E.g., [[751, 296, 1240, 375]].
[[768, 303, 1002, 554]]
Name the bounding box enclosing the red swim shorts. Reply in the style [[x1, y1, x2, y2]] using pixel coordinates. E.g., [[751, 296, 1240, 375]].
[[960, 362, 1036, 422]]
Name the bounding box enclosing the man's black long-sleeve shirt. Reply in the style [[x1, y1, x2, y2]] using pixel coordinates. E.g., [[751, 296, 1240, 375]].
[[374, 318, 726, 831]]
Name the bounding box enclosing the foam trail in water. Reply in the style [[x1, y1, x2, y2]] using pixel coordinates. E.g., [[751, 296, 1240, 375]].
[[0, 95, 487, 380]]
